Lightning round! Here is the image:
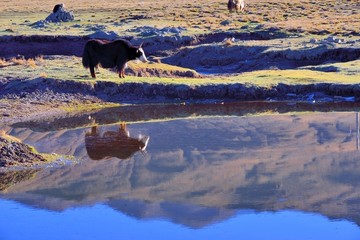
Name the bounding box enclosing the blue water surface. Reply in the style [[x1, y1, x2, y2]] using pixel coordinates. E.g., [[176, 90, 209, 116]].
[[1, 199, 359, 240]]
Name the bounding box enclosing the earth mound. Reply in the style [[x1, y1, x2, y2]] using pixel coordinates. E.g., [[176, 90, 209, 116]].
[[31, 4, 75, 28], [0, 137, 46, 167]]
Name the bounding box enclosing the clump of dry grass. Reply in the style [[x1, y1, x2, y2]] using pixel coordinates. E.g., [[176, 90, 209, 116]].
[[223, 38, 234, 46], [0, 56, 47, 69], [10, 57, 26, 65], [39, 72, 48, 78], [0, 58, 8, 67], [7, 57, 45, 68], [26, 58, 37, 68]]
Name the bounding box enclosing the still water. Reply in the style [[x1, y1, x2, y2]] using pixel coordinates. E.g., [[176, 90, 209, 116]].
[[1, 102, 360, 240]]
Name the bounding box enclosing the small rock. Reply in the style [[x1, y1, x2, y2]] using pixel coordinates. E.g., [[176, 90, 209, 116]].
[[220, 20, 231, 26]]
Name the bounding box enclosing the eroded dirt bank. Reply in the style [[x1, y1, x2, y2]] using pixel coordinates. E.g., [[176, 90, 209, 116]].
[[1, 77, 360, 102]]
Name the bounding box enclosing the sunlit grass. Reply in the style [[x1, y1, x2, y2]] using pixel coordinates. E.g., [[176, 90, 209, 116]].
[[0, 0, 359, 36], [0, 130, 22, 143], [1, 56, 358, 88]]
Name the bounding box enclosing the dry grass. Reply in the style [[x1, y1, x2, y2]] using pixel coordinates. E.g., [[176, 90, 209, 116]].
[[10, 57, 26, 65], [6, 57, 45, 68], [0, 130, 22, 143], [0, 56, 358, 87], [26, 58, 37, 68], [223, 38, 234, 46], [0, 0, 359, 35], [0, 58, 8, 67], [39, 72, 48, 78]]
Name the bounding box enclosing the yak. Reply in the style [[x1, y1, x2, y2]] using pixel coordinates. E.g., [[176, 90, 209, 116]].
[[82, 39, 148, 78], [85, 123, 150, 160], [228, 0, 245, 13]]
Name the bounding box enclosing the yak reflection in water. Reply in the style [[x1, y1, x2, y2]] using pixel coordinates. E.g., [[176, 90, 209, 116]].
[[85, 123, 150, 160]]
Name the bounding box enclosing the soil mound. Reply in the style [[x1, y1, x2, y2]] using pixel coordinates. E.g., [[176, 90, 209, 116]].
[[31, 4, 75, 29], [0, 137, 46, 167], [45, 7, 74, 23]]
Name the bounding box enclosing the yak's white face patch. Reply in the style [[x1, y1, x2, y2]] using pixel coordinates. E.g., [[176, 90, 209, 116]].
[[137, 48, 148, 63]]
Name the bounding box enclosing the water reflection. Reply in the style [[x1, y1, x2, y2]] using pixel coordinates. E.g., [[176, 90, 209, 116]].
[[85, 123, 150, 160], [1, 103, 360, 234], [0, 169, 39, 191], [1, 199, 358, 240], [11, 101, 360, 132]]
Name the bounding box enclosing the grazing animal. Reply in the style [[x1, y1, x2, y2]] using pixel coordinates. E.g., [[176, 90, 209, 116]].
[[228, 0, 245, 13], [53, 3, 64, 13], [82, 39, 148, 78], [85, 123, 150, 160]]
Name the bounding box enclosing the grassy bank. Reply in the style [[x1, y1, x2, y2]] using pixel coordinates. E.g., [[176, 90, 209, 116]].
[[1, 56, 359, 87]]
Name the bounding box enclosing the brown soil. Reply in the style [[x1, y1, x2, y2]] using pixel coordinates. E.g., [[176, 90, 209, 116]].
[[0, 90, 104, 126]]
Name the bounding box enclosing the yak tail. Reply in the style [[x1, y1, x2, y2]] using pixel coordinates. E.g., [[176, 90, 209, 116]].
[[82, 43, 91, 68]]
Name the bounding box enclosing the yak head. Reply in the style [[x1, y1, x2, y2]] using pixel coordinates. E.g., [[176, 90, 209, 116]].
[[134, 42, 148, 63]]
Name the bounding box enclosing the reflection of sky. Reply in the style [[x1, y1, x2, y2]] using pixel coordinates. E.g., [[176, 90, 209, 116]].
[[1, 199, 359, 240]]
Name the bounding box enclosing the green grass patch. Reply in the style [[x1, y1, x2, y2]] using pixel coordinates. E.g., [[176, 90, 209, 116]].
[[1, 56, 359, 88], [40, 153, 76, 163]]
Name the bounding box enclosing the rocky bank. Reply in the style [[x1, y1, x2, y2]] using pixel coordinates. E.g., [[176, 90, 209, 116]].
[[0, 137, 46, 168]]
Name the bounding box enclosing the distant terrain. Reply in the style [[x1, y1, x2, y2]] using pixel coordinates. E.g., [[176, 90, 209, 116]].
[[0, 0, 359, 124]]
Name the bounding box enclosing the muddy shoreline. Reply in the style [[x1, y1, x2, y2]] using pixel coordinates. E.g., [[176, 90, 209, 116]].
[[1, 78, 360, 127]]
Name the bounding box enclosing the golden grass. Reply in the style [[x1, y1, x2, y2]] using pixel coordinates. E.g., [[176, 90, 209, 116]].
[[10, 57, 26, 65], [238, 69, 360, 87], [40, 153, 77, 162], [0, 56, 358, 88], [128, 61, 198, 73], [0, 58, 7, 67], [5, 57, 46, 68], [223, 38, 234, 46], [26, 58, 37, 68], [0, 0, 358, 35], [0, 130, 22, 143]]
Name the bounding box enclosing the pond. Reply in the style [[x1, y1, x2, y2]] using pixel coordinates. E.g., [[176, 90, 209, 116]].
[[1, 102, 360, 240]]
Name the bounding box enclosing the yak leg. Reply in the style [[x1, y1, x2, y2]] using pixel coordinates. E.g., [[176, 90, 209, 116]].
[[90, 65, 96, 78], [118, 62, 127, 78], [118, 69, 124, 78]]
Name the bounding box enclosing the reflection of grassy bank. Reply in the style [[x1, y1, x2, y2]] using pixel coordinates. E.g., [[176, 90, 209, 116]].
[[0, 169, 39, 191], [12, 102, 360, 132]]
